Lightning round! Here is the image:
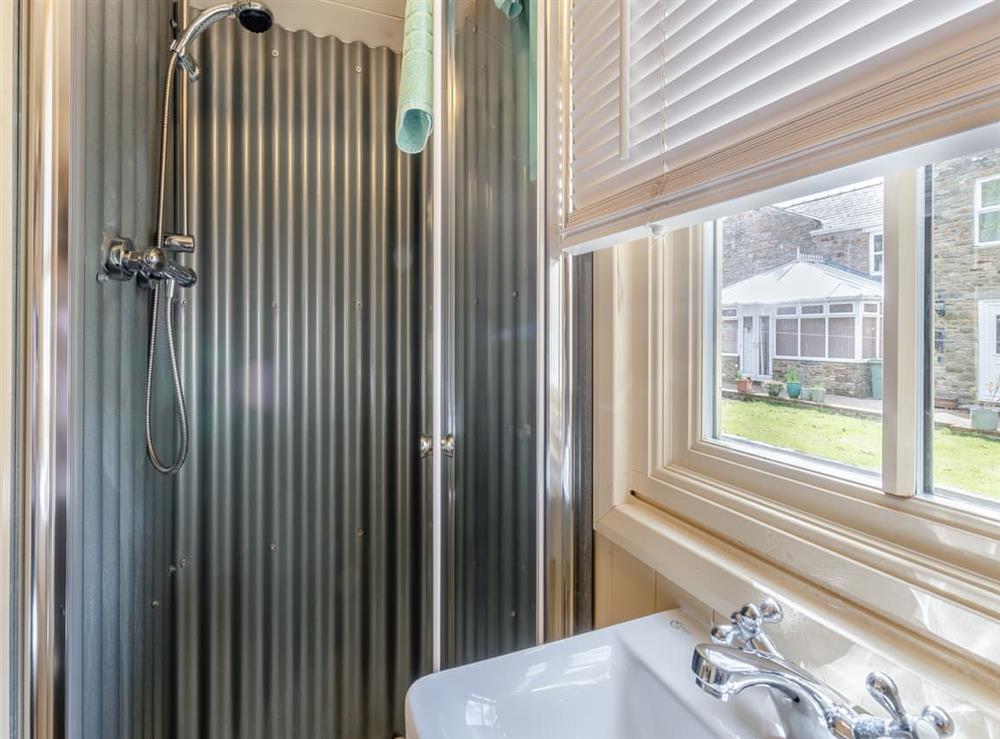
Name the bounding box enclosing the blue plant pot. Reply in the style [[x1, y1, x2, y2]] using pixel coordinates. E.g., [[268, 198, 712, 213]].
[[786, 382, 801, 399]]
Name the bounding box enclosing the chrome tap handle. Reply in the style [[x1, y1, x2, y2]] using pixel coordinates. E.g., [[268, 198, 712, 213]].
[[710, 597, 783, 657], [163, 233, 195, 254], [863, 672, 954, 739], [141, 248, 198, 288]]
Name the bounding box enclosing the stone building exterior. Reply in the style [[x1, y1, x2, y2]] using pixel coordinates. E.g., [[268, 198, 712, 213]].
[[931, 149, 1000, 406], [721, 149, 1000, 406], [721, 181, 884, 397]]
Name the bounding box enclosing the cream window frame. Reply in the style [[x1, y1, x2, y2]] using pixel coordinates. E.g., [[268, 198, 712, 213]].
[[593, 167, 1000, 719]]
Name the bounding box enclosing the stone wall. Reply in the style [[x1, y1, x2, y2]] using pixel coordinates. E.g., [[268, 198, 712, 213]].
[[721, 207, 817, 286], [771, 359, 875, 398], [809, 229, 874, 277], [723, 355, 875, 397], [721, 207, 878, 287], [932, 149, 1000, 405]]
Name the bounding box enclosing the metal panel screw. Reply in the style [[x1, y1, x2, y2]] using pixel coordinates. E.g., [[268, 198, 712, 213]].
[[272, 49, 279, 57], [269, 541, 278, 551], [151, 600, 160, 609], [355, 65, 362, 73]]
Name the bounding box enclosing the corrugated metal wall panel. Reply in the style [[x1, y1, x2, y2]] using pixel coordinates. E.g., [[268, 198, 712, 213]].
[[67, 1, 177, 738], [177, 23, 430, 739], [443, 0, 538, 667]]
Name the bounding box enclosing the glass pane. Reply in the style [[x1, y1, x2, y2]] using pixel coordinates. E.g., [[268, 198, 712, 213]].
[[929, 149, 1000, 503], [981, 177, 1000, 208], [776, 318, 798, 356], [829, 317, 856, 358], [713, 177, 884, 478], [801, 318, 826, 357], [862, 316, 882, 359], [978, 211, 1000, 243], [721, 319, 738, 354]]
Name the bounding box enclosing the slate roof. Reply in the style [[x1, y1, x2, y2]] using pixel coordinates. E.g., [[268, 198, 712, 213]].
[[722, 259, 884, 306], [775, 178, 883, 232]]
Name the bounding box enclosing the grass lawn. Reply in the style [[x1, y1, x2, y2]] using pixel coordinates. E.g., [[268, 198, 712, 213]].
[[721, 399, 1000, 501]]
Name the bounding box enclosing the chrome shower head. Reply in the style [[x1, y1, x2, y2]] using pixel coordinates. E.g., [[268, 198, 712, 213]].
[[236, 2, 274, 33], [171, 1, 274, 61]]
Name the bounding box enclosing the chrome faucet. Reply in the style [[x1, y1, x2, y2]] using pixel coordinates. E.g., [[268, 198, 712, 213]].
[[98, 234, 198, 288], [691, 599, 955, 739]]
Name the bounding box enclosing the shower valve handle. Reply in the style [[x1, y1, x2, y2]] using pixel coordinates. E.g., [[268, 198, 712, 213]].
[[164, 233, 195, 254]]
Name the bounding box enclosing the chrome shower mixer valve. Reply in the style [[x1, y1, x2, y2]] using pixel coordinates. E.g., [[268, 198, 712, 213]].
[[98, 233, 197, 288]]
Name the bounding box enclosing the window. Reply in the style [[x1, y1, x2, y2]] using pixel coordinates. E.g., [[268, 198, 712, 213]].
[[870, 232, 884, 275], [974, 175, 1000, 246], [929, 151, 1000, 503], [711, 178, 884, 477], [592, 133, 1000, 688]]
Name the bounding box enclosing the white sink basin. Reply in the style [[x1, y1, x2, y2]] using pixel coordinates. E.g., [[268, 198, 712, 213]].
[[406, 610, 789, 739]]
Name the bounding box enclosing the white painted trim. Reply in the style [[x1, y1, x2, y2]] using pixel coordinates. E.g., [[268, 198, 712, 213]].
[[882, 169, 922, 497], [974, 173, 1000, 247]]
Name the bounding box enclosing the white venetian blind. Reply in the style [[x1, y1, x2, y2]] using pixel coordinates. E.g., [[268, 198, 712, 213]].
[[567, 0, 1000, 241]]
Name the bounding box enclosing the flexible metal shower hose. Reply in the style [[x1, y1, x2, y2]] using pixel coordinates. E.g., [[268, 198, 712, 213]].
[[146, 54, 190, 474]]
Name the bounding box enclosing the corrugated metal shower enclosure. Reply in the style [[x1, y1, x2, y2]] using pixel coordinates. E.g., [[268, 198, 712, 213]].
[[175, 22, 431, 739], [58, 1, 545, 737]]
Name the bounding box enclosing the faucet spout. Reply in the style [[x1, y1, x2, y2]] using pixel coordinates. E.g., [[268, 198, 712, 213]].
[[692, 643, 856, 737]]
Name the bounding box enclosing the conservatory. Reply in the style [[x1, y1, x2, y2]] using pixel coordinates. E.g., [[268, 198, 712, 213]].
[[721, 258, 884, 385]]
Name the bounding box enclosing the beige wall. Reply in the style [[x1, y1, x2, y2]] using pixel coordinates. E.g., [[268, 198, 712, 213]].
[[594, 533, 712, 629]]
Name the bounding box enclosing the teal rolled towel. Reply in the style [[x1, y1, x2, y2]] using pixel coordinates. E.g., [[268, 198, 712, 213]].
[[495, 0, 523, 19], [396, 0, 434, 154]]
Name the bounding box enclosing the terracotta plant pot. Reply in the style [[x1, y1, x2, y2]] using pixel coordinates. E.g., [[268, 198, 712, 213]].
[[736, 378, 753, 394]]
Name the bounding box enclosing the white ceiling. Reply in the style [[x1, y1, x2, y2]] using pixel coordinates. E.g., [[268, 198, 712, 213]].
[[190, 0, 407, 52]]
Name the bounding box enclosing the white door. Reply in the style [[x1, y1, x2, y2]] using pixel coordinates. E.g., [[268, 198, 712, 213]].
[[978, 300, 1000, 400], [739, 313, 772, 380]]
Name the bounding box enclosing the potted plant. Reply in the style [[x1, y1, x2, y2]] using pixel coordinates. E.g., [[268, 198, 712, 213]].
[[970, 378, 1000, 431], [810, 386, 827, 403], [735, 374, 754, 395], [800, 386, 813, 401], [784, 366, 801, 399], [765, 381, 784, 398]]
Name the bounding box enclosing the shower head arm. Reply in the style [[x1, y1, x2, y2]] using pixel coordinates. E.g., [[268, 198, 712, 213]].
[[170, 1, 273, 58], [170, 3, 238, 58]]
